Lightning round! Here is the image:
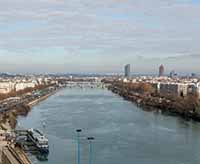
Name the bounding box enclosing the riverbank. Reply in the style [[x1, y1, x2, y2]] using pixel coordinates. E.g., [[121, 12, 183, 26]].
[[0, 86, 62, 163], [4, 89, 60, 130], [108, 82, 200, 121]]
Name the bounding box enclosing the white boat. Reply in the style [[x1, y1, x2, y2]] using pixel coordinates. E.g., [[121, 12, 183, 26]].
[[27, 128, 49, 154]]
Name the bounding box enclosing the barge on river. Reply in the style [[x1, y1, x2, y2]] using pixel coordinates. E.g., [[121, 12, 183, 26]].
[[27, 128, 49, 154]]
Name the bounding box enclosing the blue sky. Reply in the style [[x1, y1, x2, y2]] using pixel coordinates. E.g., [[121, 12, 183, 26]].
[[0, 0, 200, 74]]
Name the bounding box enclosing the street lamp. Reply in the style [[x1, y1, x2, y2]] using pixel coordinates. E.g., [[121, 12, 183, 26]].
[[87, 137, 95, 164], [76, 129, 82, 164]]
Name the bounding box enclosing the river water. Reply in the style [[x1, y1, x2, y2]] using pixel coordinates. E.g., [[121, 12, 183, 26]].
[[17, 88, 200, 164]]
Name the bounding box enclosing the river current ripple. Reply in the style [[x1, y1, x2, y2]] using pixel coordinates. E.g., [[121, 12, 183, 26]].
[[17, 88, 200, 164]]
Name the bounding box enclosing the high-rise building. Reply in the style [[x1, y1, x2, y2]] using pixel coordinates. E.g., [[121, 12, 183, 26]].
[[124, 64, 131, 78], [159, 64, 164, 77]]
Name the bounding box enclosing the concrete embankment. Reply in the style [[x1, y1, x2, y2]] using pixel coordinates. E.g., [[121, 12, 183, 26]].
[[28, 90, 57, 107]]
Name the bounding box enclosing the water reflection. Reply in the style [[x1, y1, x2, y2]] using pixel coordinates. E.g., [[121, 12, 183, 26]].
[[35, 153, 49, 161]]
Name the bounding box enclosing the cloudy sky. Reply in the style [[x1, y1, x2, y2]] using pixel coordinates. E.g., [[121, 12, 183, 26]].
[[0, 0, 200, 74]]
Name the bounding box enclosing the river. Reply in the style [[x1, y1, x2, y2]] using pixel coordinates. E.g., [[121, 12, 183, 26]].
[[17, 88, 200, 164]]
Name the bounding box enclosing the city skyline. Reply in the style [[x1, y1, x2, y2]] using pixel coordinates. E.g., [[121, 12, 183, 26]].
[[0, 0, 200, 74]]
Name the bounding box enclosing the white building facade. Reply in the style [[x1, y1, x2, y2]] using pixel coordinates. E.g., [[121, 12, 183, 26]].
[[0, 81, 15, 94], [15, 82, 36, 92]]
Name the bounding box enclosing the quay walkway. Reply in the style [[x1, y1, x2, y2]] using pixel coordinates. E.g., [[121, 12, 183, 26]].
[[1, 146, 31, 164]]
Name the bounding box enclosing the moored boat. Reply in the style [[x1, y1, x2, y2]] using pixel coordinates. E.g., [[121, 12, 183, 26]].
[[27, 128, 49, 154]]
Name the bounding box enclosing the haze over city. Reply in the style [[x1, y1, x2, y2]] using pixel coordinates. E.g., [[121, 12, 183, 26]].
[[0, 0, 200, 74]]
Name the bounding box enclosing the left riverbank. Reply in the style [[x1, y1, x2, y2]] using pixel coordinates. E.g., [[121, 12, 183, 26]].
[[0, 86, 61, 130], [0, 85, 63, 164]]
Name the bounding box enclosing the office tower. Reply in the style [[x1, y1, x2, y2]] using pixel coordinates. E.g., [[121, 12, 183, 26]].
[[159, 64, 164, 77], [124, 64, 131, 78]]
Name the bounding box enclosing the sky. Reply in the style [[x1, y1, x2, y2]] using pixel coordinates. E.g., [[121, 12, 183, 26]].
[[0, 0, 200, 74]]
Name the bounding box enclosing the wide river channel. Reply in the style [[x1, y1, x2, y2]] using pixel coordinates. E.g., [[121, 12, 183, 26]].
[[17, 88, 200, 164]]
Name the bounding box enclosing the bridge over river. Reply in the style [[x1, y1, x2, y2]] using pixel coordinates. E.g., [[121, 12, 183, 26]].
[[65, 81, 107, 89]]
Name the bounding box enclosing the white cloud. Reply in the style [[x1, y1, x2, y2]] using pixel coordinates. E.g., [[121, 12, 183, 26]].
[[0, 0, 200, 73]]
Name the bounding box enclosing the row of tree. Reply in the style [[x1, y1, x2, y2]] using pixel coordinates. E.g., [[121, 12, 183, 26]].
[[112, 81, 200, 118], [114, 81, 155, 94]]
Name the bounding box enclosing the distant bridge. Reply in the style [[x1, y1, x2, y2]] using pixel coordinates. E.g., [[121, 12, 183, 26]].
[[65, 81, 106, 88]]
